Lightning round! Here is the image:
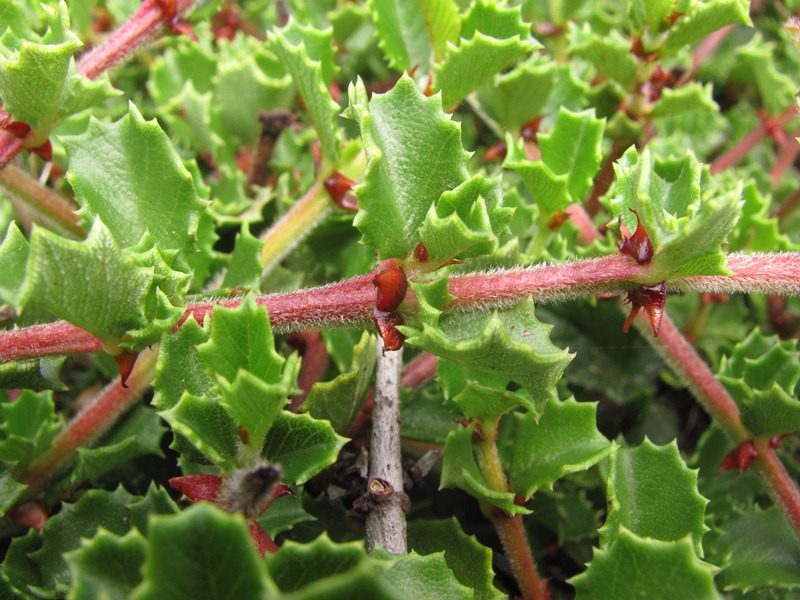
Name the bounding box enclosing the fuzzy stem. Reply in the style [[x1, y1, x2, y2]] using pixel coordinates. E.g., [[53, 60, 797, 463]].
[[366, 345, 407, 554], [0, 164, 84, 239], [19, 347, 157, 498], [638, 312, 800, 536], [477, 419, 546, 600], [0, 133, 24, 170], [260, 181, 331, 276], [5, 252, 800, 362]]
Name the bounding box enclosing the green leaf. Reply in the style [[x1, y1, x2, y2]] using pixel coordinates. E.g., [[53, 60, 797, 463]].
[[262, 411, 347, 484], [0, 389, 61, 468], [601, 440, 709, 556], [265, 534, 366, 592], [0, 462, 27, 516], [650, 83, 718, 118], [605, 147, 742, 280], [727, 181, 796, 253], [568, 22, 638, 89], [344, 74, 470, 259], [63, 103, 207, 266], [19, 220, 181, 351], [378, 550, 472, 599], [0, 356, 66, 391], [305, 331, 376, 434], [133, 503, 271, 600], [736, 34, 798, 116], [570, 528, 720, 599], [419, 175, 513, 264], [713, 507, 800, 593], [66, 529, 148, 600], [716, 328, 800, 437], [268, 20, 341, 162], [509, 397, 611, 498], [433, 1, 538, 109], [440, 424, 526, 515], [256, 492, 315, 538], [65, 405, 166, 488], [221, 223, 264, 291], [159, 392, 238, 471], [152, 316, 213, 412], [407, 518, 505, 600], [664, 0, 752, 54], [369, 0, 435, 73], [403, 298, 573, 417], [0, 1, 116, 138], [628, 0, 676, 35], [0, 222, 29, 305]]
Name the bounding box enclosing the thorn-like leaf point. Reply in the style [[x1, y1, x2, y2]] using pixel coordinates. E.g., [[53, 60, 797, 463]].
[[113, 349, 139, 388], [624, 282, 666, 336]]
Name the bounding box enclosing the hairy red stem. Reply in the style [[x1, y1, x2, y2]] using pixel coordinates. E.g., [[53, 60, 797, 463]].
[[752, 440, 800, 535]]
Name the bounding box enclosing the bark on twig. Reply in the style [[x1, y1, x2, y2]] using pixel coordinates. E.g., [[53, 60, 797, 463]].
[[366, 344, 407, 554]]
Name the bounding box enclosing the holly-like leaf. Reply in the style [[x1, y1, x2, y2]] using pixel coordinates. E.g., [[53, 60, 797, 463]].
[[221, 224, 264, 291], [627, 0, 677, 36], [0, 1, 116, 141], [305, 331, 376, 434], [407, 518, 506, 600], [726, 181, 796, 253], [66, 529, 148, 600], [268, 20, 341, 162], [568, 22, 638, 89], [0, 356, 66, 391], [261, 411, 347, 485], [344, 74, 470, 260], [570, 528, 720, 599], [605, 147, 742, 280], [0, 222, 29, 305], [440, 424, 526, 515], [601, 440, 709, 556], [152, 316, 213, 412], [377, 549, 472, 599], [63, 103, 207, 267], [265, 534, 367, 592], [403, 298, 573, 417], [664, 0, 752, 54], [133, 503, 272, 600], [433, 1, 539, 109], [18, 220, 182, 351], [736, 34, 798, 116], [0, 389, 60, 469], [713, 507, 800, 593], [509, 397, 611, 499], [650, 83, 718, 118], [369, 0, 448, 74], [716, 328, 800, 437], [418, 175, 513, 264], [256, 492, 315, 539]]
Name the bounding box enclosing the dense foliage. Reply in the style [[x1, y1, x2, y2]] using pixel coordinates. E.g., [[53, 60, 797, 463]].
[[1, 0, 800, 598]]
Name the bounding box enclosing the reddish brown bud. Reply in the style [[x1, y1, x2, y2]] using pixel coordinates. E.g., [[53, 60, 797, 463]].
[[9, 501, 48, 531], [548, 211, 569, 230], [624, 281, 666, 336], [113, 349, 139, 388], [32, 139, 52, 162], [5, 121, 31, 139], [372, 309, 405, 352], [618, 209, 654, 264], [483, 140, 507, 162], [718, 440, 759, 473], [324, 172, 358, 210], [520, 116, 543, 143], [373, 266, 408, 312], [414, 242, 429, 263], [769, 435, 784, 449]]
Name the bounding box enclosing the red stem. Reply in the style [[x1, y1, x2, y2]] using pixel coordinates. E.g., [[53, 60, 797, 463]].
[[493, 516, 549, 600], [752, 440, 800, 534], [771, 129, 800, 190], [710, 105, 798, 175]]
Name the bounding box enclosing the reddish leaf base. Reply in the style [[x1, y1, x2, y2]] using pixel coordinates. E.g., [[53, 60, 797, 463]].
[[8, 501, 48, 531], [323, 172, 358, 210], [719, 436, 784, 473], [623, 281, 666, 336], [153, 0, 198, 41], [618, 209, 654, 264], [169, 475, 295, 556], [1, 119, 52, 161], [113, 349, 140, 388], [373, 264, 408, 313]]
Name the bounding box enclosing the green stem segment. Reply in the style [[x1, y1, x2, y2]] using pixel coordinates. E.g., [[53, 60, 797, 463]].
[[477, 419, 547, 600], [19, 347, 157, 498]]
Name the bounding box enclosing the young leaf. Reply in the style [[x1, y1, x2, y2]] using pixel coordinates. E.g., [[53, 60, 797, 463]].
[[664, 0, 752, 54], [440, 424, 525, 515], [509, 397, 611, 499], [268, 20, 341, 162], [713, 507, 800, 593], [568, 23, 638, 89], [716, 328, 800, 437], [0, 1, 116, 140], [600, 440, 709, 556], [261, 411, 347, 484], [407, 518, 506, 600], [18, 220, 182, 351], [433, 1, 539, 109], [133, 503, 272, 600], [305, 331, 376, 434], [66, 529, 148, 600], [605, 147, 742, 280], [650, 83, 718, 118], [570, 528, 720, 599], [63, 103, 207, 266], [344, 74, 470, 260]]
